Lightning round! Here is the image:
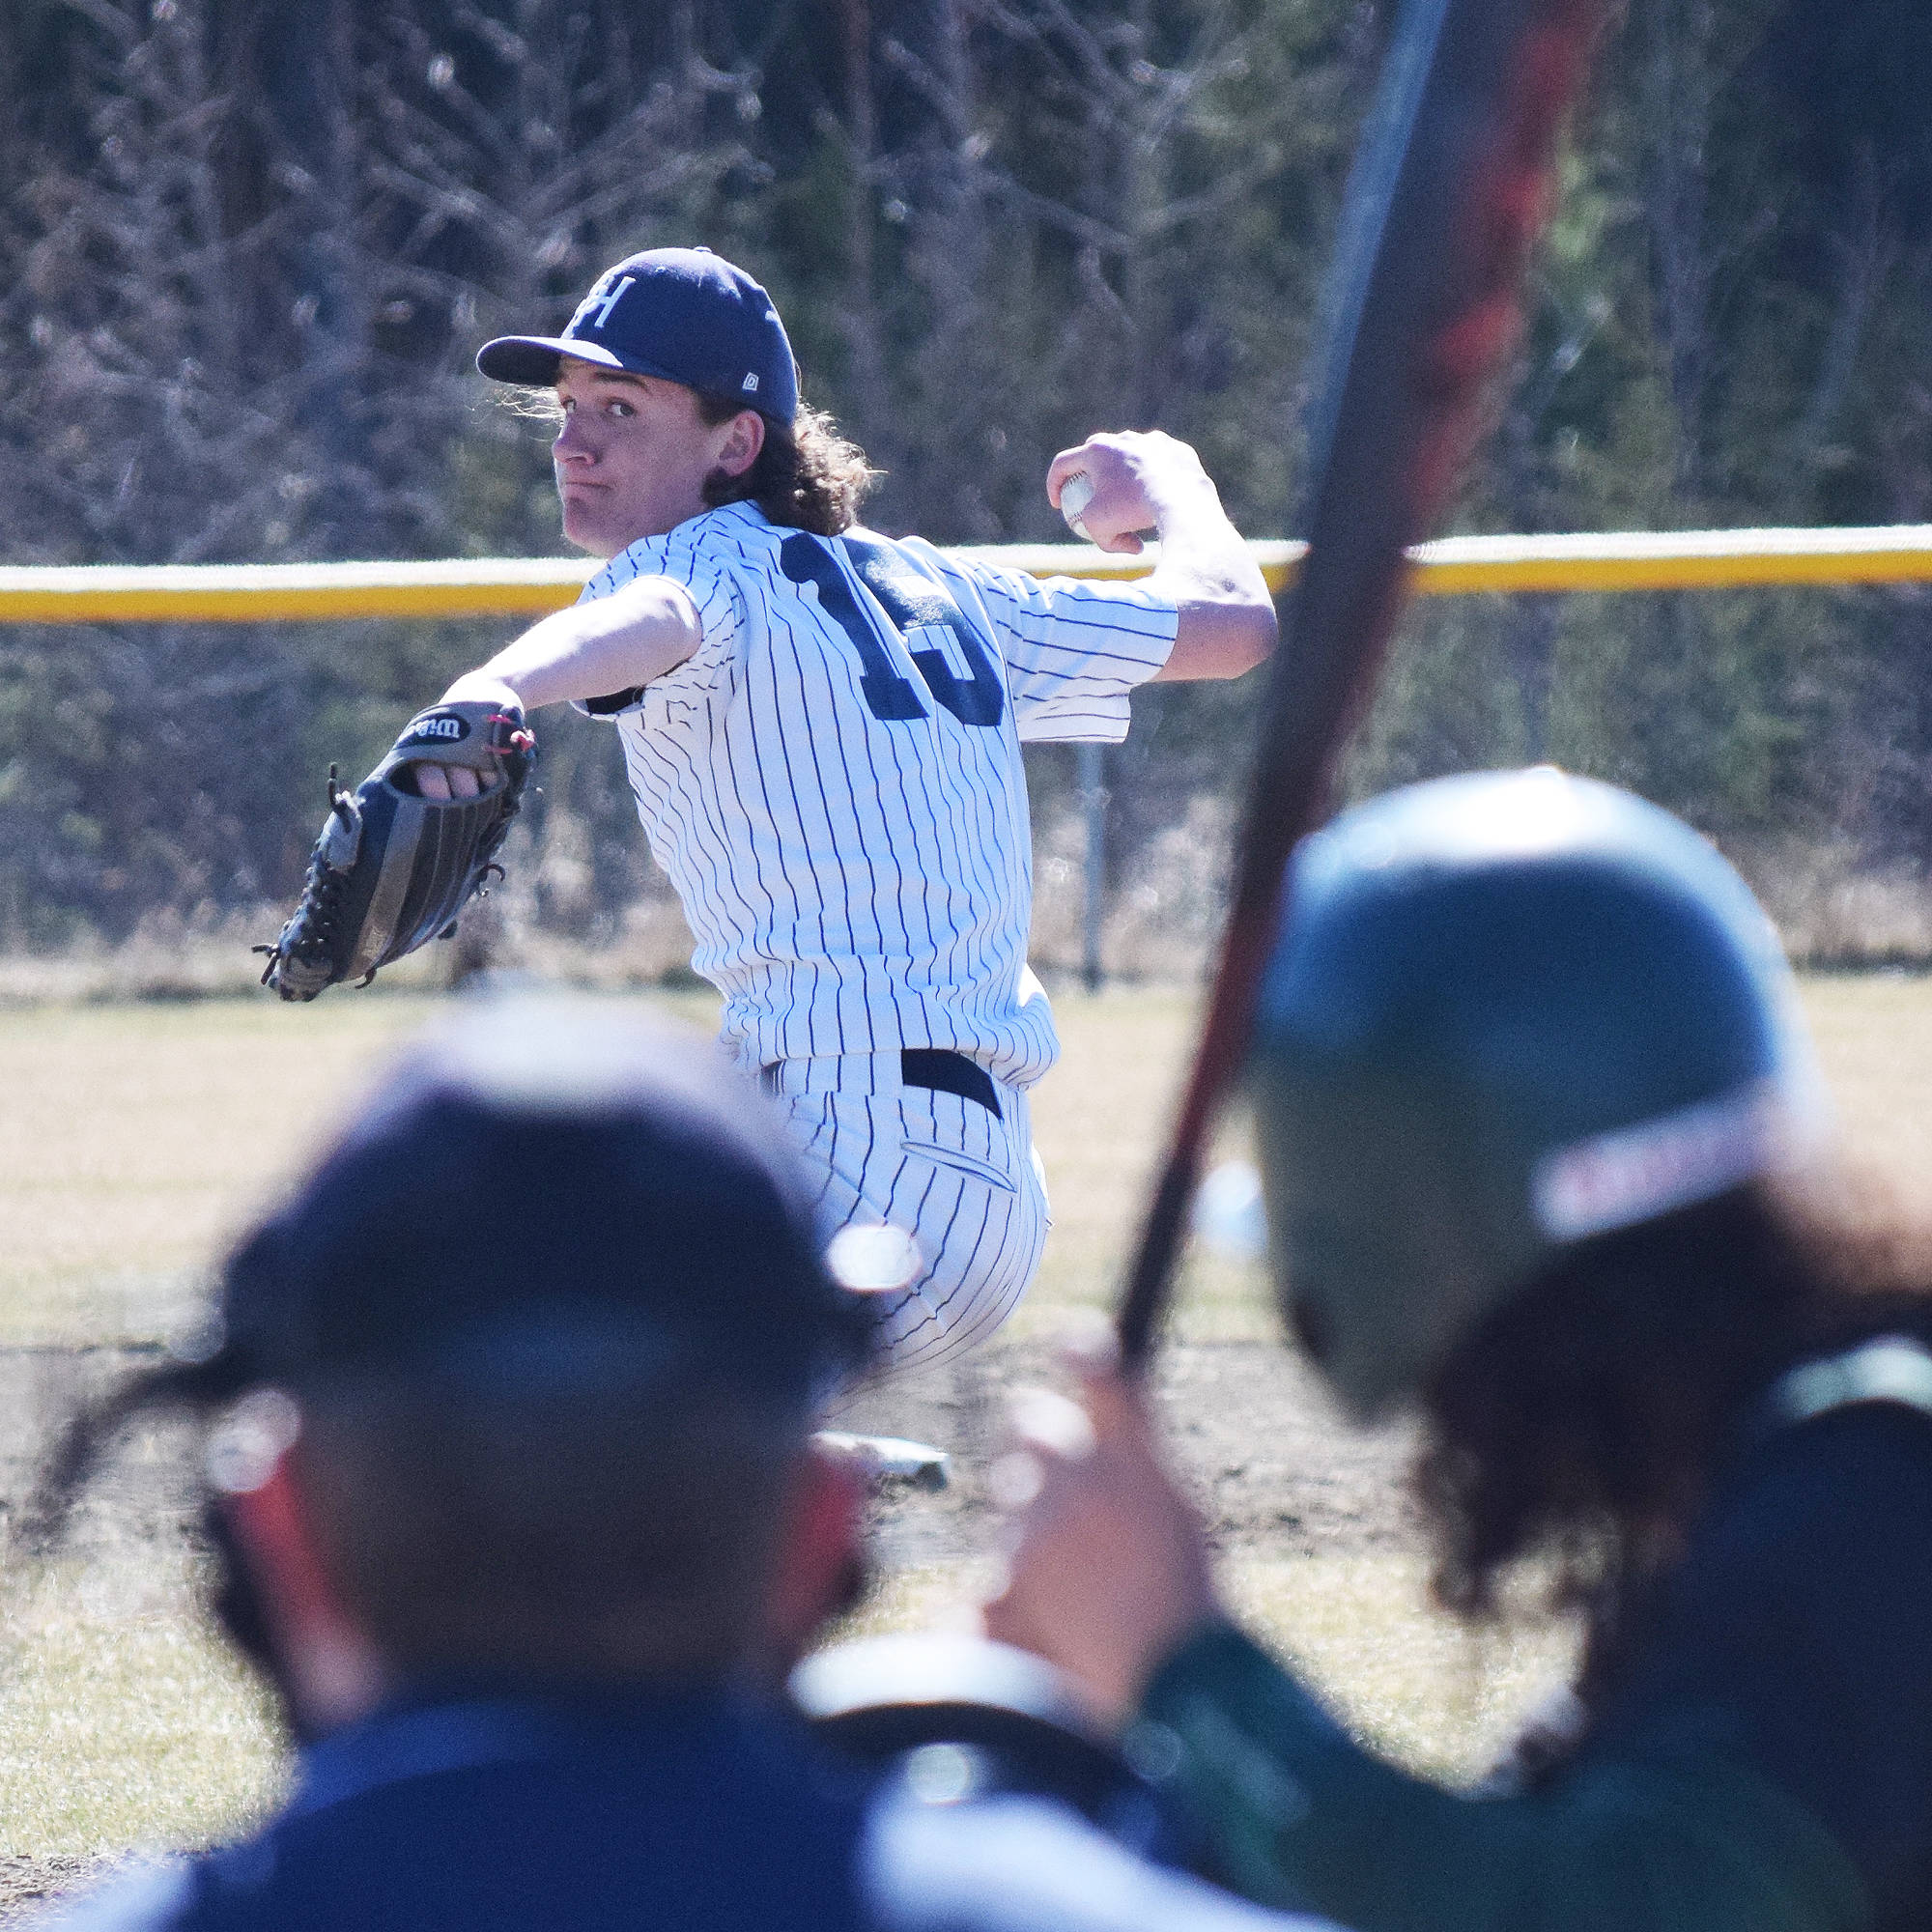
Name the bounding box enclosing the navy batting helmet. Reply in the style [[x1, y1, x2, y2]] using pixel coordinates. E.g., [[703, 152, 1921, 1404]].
[[1249, 768, 1826, 1421]]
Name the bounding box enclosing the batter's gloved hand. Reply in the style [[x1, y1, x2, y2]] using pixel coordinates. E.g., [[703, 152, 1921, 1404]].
[[255, 699, 536, 1002]]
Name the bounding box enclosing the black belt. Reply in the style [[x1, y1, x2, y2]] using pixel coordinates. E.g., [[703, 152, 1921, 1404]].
[[900, 1049, 1002, 1119], [759, 1049, 1001, 1120]]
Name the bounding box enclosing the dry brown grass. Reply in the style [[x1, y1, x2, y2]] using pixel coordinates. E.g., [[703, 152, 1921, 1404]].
[[1797, 972, 1932, 1185], [0, 989, 713, 1348], [0, 996, 442, 1348], [1014, 985, 1275, 1345]]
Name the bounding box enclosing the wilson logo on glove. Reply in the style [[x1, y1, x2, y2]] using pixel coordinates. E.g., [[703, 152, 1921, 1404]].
[[397, 712, 470, 746]]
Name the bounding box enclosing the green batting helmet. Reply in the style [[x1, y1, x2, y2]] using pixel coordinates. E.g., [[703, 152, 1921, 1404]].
[[1249, 768, 1825, 1422]]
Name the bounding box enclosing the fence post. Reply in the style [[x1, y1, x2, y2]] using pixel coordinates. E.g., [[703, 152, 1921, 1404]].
[[1077, 741, 1107, 993]]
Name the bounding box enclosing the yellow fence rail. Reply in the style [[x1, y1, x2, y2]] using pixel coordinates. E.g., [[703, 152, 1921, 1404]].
[[3, 525, 1931, 624]]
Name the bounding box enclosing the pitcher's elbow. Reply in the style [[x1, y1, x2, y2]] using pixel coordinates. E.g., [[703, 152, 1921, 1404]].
[[1225, 600, 1277, 677]]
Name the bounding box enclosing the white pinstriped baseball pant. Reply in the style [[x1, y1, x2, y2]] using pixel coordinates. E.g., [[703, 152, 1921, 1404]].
[[762, 1054, 1049, 1377]]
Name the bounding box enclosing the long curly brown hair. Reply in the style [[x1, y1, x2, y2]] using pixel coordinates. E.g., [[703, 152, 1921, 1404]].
[[1415, 1176, 1932, 1712], [696, 394, 878, 536]]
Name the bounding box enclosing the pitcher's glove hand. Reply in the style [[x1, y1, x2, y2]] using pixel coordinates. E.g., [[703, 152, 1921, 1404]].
[[256, 700, 536, 1002]]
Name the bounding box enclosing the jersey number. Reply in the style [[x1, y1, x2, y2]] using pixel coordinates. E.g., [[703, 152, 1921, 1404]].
[[780, 533, 1005, 729]]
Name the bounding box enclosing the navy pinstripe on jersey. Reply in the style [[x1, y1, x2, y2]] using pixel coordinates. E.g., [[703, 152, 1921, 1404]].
[[575, 500, 1178, 1089]]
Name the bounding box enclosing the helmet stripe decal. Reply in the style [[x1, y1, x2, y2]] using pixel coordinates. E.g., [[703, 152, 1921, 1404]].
[[1532, 1080, 1805, 1242]]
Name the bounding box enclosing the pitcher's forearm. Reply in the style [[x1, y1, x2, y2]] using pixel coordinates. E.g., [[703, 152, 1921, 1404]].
[[441, 577, 702, 712], [1149, 488, 1277, 681]]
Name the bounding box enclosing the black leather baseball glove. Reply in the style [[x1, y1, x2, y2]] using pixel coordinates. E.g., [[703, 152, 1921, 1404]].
[[256, 699, 536, 1001]]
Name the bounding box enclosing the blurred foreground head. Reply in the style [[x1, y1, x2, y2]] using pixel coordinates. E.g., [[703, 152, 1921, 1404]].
[[1250, 768, 1824, 1424], [41, 998, 873, 1720]]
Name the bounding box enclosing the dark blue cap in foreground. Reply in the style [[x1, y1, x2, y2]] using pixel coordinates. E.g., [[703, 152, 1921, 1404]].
[[477, 247, 800, 425], [215, 999, 870, 1407]]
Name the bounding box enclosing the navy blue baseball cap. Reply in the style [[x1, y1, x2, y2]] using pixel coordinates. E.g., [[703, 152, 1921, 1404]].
[[212, 999, 870, 1407], [476, 247, 800, 426]]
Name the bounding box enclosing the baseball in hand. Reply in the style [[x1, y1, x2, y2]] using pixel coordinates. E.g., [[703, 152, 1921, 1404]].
[[1059, 470, 1096, 541]]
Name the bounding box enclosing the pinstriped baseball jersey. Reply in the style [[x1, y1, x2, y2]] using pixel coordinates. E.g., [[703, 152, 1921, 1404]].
[[575, 499, 1178, 1089]]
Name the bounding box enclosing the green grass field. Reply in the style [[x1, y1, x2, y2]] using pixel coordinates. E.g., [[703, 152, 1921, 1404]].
[[0, 976, 1928, 1883]]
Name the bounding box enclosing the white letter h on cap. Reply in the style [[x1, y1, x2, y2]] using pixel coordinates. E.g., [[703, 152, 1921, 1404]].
[[572, 274, 635, 334]]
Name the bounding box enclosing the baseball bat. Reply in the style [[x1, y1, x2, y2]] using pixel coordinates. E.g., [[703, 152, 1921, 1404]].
[[1115, 0, 1612, 1373]]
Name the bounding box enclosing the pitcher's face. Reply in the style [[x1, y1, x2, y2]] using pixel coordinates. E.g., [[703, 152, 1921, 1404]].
[[551, 360, 762, 558]]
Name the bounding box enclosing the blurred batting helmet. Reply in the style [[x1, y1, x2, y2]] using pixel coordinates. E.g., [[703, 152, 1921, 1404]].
[[1249, 768, 1826, 1421]]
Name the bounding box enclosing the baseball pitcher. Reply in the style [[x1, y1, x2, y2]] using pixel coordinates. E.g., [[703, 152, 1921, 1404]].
[[260, 246, 1275, 1376]]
